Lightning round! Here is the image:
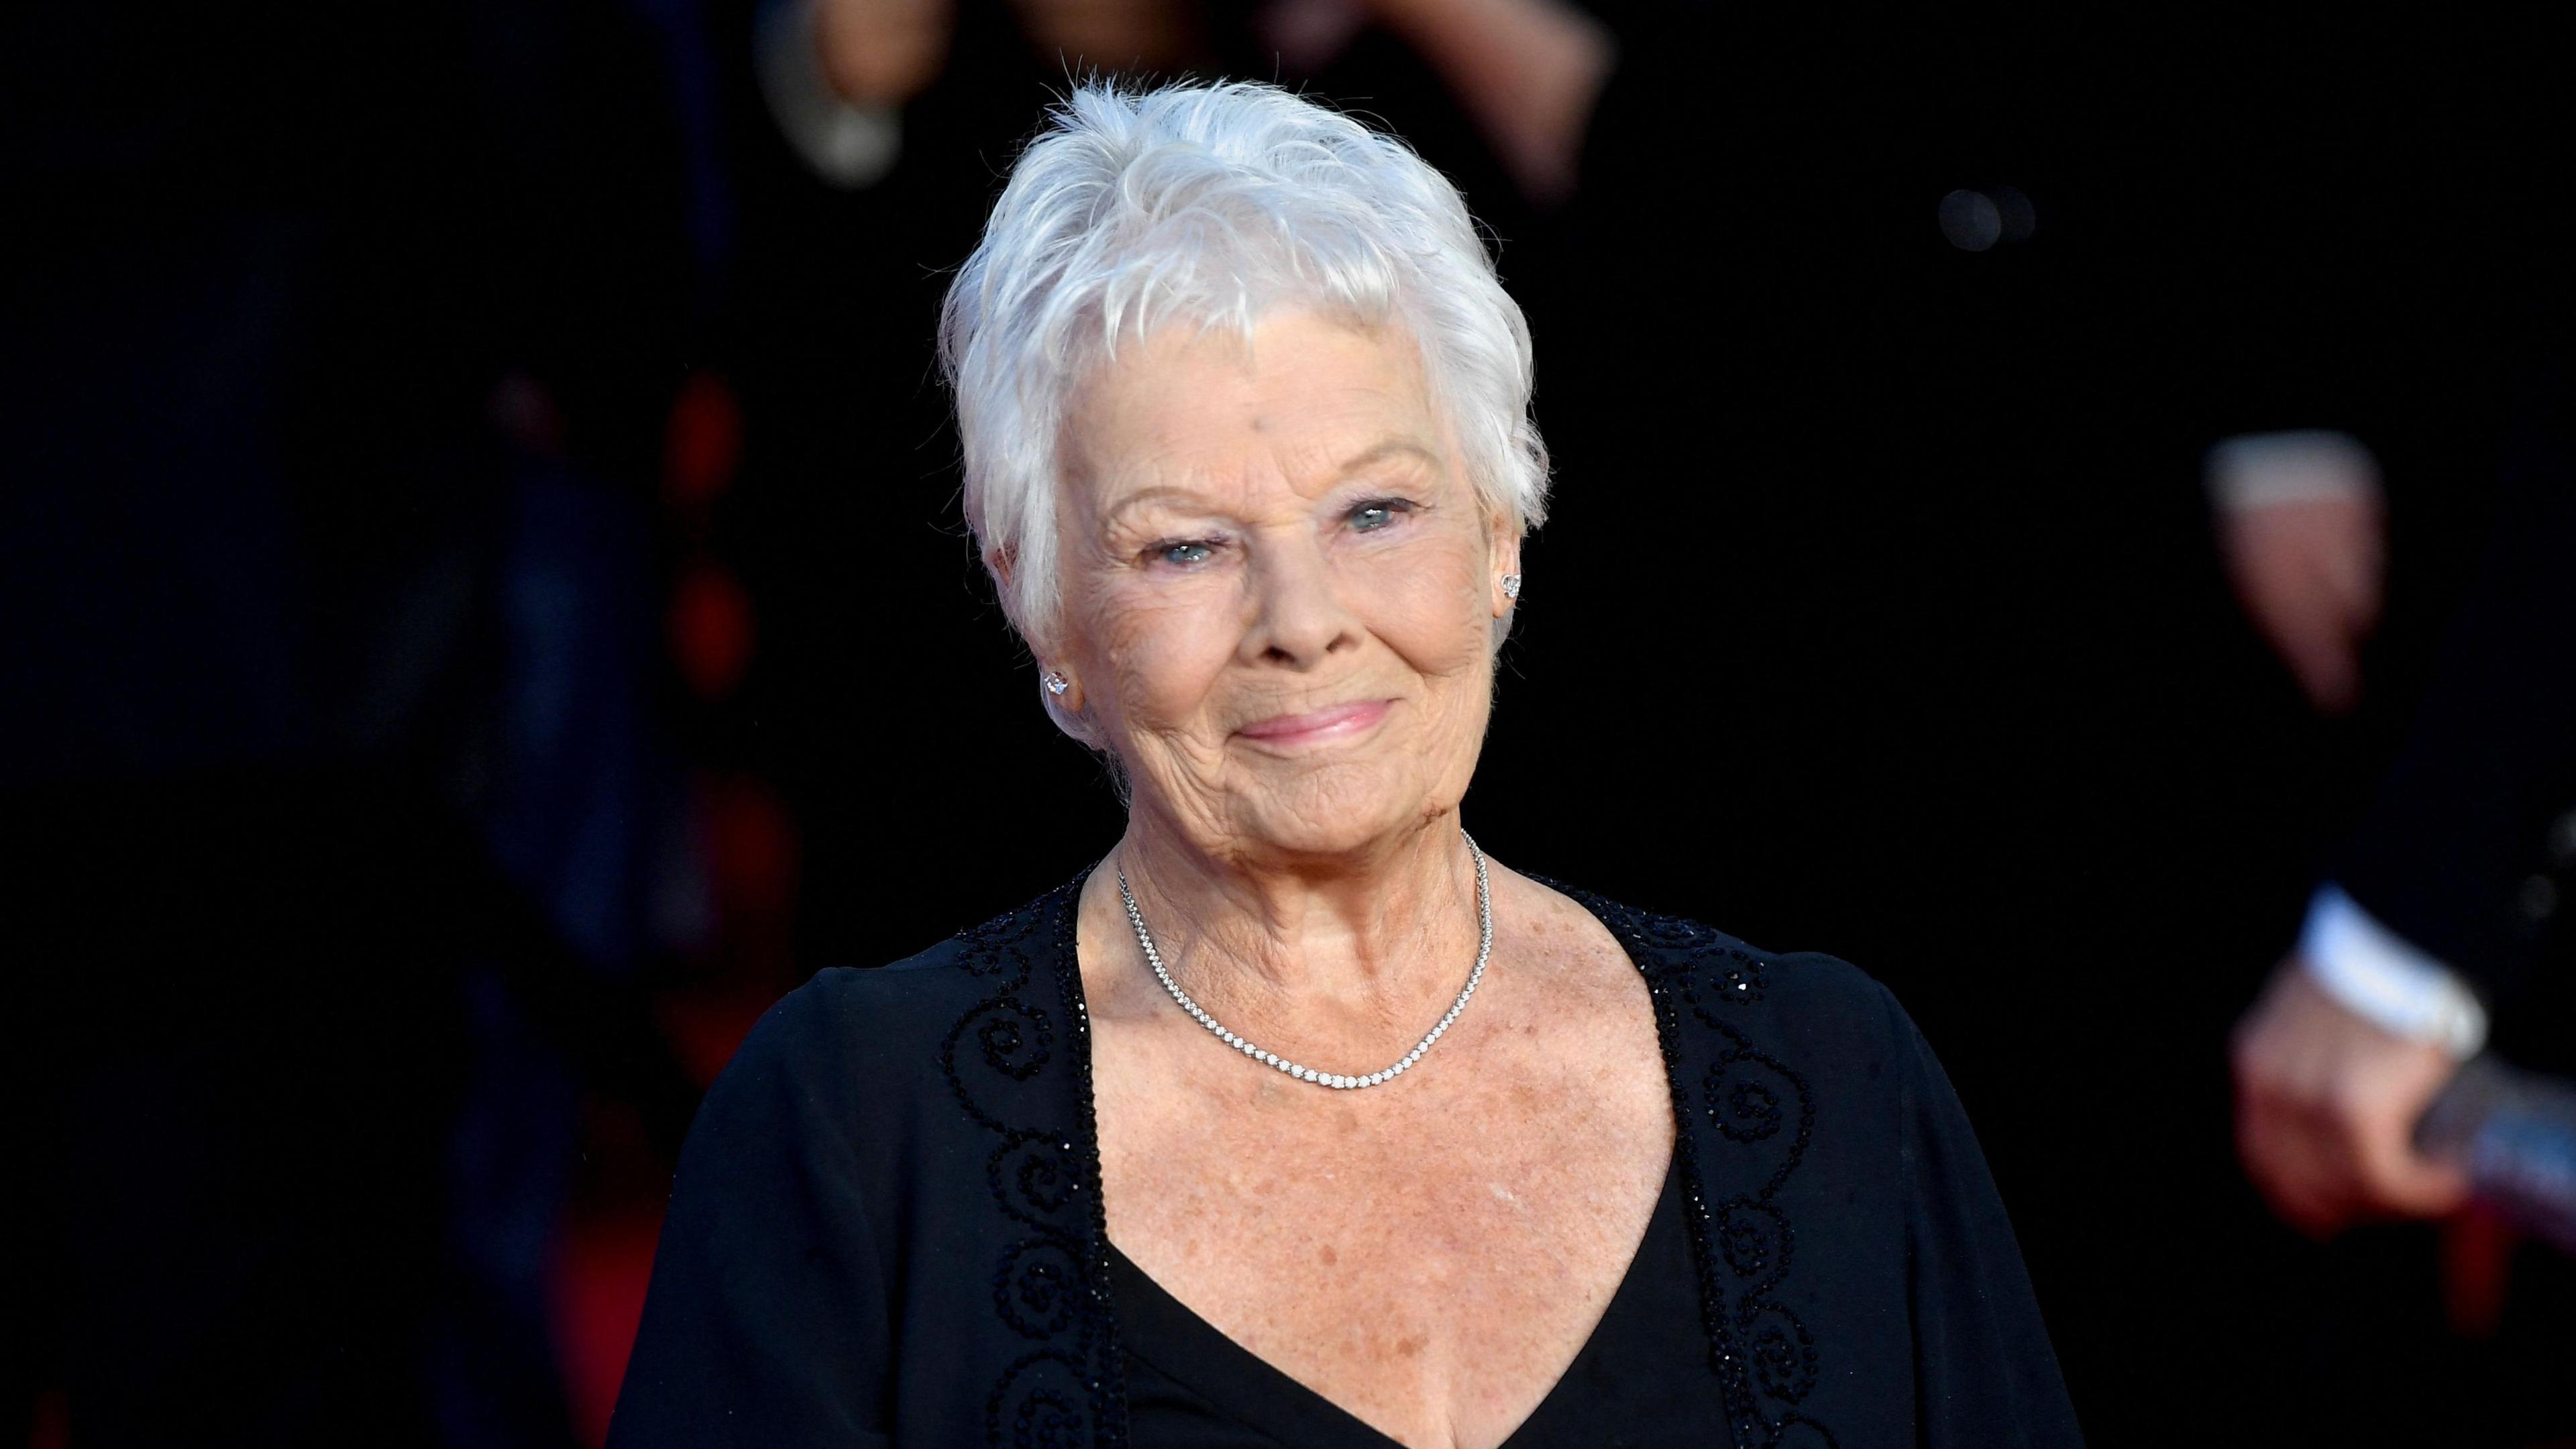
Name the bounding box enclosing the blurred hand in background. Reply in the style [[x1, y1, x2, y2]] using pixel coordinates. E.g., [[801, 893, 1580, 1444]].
[[1340, 0, 1612, 205], [2208, 431, 2387, 716], [814, 0, 955, 107], [804, 0, 1609, 207], [2232, 956, 2469, 1236]]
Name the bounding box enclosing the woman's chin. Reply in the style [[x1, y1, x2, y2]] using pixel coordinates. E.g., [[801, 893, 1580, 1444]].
[[1225, 771, 1450, 860]]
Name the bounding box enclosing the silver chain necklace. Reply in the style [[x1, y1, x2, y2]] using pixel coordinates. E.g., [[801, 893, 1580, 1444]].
[[1114, 833, 1492, 1091]]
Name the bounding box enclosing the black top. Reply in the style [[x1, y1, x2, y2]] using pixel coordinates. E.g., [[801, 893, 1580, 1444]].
[[1111, 1151, 1715, 1447], [609, 875, 2084, 1448]]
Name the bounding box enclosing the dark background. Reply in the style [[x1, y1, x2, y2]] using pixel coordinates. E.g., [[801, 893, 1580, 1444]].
[[6, 4, 2573, 1445]]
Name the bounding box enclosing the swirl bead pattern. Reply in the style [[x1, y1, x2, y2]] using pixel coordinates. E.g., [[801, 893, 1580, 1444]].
[[1114, 832, 1493, 1091]]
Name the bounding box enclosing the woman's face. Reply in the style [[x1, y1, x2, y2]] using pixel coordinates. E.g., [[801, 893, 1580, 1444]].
[[1053, 309, 1519, 863]]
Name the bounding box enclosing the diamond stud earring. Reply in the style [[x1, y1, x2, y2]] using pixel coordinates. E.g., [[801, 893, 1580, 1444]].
[[1042, 671, 1071, 698], [1501, 573, 1523, 600]]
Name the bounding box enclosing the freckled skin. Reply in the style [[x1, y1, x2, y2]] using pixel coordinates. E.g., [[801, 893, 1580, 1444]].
[[1055, 313, 1674, 1449]]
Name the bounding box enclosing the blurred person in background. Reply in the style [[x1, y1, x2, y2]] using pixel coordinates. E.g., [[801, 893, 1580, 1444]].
[[2171, 30, 2576, 1449], [2191, 21, 2576, 1442], [2231, 405, 2576, 1235], [611, 81, 2080, 1448], [2222, 392, 2576, 1445], [3, 1, 705, 1443], [1517, 11, 2576, 1446]]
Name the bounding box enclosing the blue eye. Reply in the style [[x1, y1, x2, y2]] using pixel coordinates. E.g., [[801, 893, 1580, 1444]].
[[1159, 541, 1214, 566], [1350, 499, 1411, 533]]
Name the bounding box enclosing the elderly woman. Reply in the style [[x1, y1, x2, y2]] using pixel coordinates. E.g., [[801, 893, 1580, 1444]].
[[612, 82, 2079, 1449]]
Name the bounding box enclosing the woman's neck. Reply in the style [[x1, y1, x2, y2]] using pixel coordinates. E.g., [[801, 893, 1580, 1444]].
[[1107, 808, 1483, 1033]]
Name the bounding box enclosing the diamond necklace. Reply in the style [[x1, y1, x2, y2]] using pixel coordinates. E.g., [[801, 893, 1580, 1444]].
[[1114, 832, 1492, 1091]]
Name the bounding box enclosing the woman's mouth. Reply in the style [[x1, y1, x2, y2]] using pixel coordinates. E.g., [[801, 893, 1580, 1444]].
[[1234, 700, 1392, 749]]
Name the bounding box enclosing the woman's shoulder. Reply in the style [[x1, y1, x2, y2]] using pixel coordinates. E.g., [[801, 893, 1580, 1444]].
[[1525, 876, 1937, 1134], [1554, 884, 2081, 1440], [1545, 879, 1900, 1018]]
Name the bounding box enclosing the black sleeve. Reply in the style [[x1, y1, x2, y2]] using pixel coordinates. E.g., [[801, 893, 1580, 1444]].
[[607, 977, 896, 1449], [1888, 987, 2086, 1448], [2336, 379, 2576, 1000]]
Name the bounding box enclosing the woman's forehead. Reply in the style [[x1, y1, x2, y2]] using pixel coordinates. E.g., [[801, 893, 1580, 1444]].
[[1064, 315, 1452, 511]]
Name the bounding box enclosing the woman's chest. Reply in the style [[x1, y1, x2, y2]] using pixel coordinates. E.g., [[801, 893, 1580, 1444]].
[[1094, 1038, 1673, 1445]]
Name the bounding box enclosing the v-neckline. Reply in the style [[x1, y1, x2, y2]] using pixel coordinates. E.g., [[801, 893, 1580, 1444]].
[[1101, 1146, 1687, 1448]]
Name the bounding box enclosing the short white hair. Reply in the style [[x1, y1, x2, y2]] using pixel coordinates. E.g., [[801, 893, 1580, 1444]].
[[938, 80, 1550, 655]]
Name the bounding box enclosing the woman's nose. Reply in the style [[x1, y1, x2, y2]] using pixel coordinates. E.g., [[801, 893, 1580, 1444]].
[[1240, 536, 1360, 667]]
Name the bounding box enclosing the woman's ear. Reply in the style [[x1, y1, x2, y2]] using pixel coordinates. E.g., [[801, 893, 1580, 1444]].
[[1489, 521, 1525, 618], [1040, 669, 1111, 750], [1039, 668, 1085, 715]]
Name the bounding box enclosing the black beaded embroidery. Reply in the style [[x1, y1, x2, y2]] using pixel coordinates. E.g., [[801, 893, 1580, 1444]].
[[944, 882, 1132, 1449], [1564, 888, 1840, 1449]]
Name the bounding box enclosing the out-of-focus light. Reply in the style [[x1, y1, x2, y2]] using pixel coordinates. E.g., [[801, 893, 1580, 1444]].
[[665, 370, 743, 509], [1938, 189, 2002, 252], [699, 771, 799, 925], [1994, 186, 2037, 243], [671, 561, 755, 700]]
